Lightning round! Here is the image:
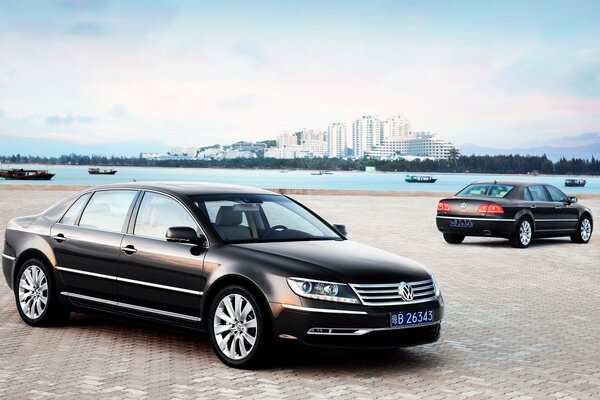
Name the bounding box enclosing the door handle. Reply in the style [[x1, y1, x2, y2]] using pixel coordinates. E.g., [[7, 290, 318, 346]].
[[52, 234, 66, 243], [530, 205, 536, 209], [121, 245, 137, 255], [555, 205, 563, 209]]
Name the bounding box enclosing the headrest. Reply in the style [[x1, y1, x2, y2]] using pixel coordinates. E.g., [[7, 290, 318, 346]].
[[216, 206, 243, 226]]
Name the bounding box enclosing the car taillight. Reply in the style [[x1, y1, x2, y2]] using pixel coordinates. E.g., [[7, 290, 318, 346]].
[[477, 203, 504, 215], [437, 201, 450, 212]]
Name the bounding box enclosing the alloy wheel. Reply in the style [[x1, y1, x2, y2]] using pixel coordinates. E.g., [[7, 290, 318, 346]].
[[18, 264, 48, 320], [519, 220, 532, 246], [213, 293, 258, 360], [581, 218, 592, 242]]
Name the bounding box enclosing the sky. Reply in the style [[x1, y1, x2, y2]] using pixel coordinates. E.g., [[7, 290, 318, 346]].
[[1, 0, 600, 154]]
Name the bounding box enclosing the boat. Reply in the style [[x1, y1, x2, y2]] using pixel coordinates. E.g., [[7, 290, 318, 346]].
[[565, 179, 586, 187], [311, 170, 333, 176], [405, 175, 437, 183], [88, 167, 117, 175], [0, 168, 55, 180]]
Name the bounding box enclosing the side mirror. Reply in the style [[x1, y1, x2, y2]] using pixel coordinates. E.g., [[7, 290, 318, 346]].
[[166, 227, 206, 245], [333, 224, 347, 236], [569, 196, 578, 204]]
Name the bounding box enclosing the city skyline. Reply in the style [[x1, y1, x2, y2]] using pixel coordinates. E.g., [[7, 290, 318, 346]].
[[1, 1, 599, 153]]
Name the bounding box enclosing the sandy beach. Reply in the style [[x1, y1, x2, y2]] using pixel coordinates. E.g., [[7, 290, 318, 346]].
[[1, 189, 599, 398]]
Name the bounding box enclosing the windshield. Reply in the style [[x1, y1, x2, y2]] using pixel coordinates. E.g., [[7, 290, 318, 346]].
[[190, 194, 342, 243], [457, 184, 514, 198]]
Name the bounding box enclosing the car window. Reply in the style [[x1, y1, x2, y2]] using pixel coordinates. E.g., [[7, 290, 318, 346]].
[[79, 190, 137, 232], [134, 192, 198, 239], [457, 184, 514, 198], [545, 185, 568, 203], [526, 185, 550, 202], [192, 194, 340, 243], [60, 193, 91, 225]]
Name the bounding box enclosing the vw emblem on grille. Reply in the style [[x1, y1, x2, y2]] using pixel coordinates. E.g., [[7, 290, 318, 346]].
[[460, 202, 467, 209], [398, 282, 414, 301]]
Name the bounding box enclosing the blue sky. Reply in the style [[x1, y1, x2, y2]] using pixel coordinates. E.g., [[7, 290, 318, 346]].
[[1, 0, 599, 153]]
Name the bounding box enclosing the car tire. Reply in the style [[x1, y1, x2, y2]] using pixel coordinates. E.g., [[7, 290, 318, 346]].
[[510, 218, 533, 248], [14, 258, 70, 327], [443, 233, 465, 244], [208, 285, 271, 369], [571, 215, 593, 244]]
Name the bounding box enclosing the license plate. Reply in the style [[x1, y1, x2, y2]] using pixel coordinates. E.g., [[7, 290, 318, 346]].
[[390, 310, 434, 328], [450, 219, 473, 228]]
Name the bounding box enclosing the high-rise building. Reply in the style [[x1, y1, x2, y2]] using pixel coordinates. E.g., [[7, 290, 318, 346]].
[[276, 132, 298, 147], [327, 122, 347, 158], [352, 115, 380, 158], [380, 114, 411, 139]]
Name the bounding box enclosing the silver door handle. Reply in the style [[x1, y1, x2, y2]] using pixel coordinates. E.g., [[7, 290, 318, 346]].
[[555, 205, 562, 209], [530, 205, 536, 209], [121, 245, 137, 255], [52, 234, 66, 243]]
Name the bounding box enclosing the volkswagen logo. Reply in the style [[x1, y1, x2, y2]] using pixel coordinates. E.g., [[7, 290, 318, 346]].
[[398, 282, 414, 301], [460, 202, 467, 209]]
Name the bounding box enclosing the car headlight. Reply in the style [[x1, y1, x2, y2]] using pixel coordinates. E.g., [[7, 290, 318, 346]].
[[287, 277, 361, 304], [431, 274, 441, 297]]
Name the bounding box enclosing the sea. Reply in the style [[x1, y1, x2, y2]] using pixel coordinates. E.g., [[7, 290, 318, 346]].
[[0, 164, 598, 194]]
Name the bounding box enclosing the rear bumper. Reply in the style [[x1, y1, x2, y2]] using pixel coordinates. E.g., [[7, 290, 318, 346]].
[[270, 295, 444, 349], [436, 215, 516, 237]]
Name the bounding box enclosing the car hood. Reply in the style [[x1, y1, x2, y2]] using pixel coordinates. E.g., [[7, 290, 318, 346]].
[[231, 240, 431, 283]]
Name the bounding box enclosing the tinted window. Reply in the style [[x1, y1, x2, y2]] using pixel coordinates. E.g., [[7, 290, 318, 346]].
[[134, 192, 198, 239], [546, 185, 568, 203], [192, 194, 340, 243], [526, 185, 550, 202], [79, 190, 137, 232], [60, 193, 91, 225], [457, 184, 514, 198]]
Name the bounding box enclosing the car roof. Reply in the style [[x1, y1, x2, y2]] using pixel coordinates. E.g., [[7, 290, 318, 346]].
[[469, 181, 550, 187], [85, 181, 279, 196]]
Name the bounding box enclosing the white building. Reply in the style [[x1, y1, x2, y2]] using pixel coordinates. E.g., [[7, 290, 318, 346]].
[[380, 114, 411, 140], [276, 132, 298, 147], [264, 145, 301, 159], [365, 132, 459, 160], [352, 115, 380, 158], [327, 122, 347, 158], [222, 150, 256, 159]]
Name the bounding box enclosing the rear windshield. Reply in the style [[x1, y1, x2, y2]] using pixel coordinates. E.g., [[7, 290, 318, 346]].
[[457, 184, 514, 198]]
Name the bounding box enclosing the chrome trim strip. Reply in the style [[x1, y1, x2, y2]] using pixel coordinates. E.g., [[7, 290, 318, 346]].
[[281, 303, 368, 315], [307, 321, 440, 335], [356, 296, 439, 307], [2, 253, 16, 261], [60, 292, 201, 321], [535, 219, 579, 222], [55, 266, 203, 296], [436, 216, 515, 222]]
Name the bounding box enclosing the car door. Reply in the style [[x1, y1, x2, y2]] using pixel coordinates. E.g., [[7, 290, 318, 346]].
[[523, 185, 556, 233], [51, 189, 139, 305], [117, 191, 207, 323], [544, 185, 579, 232]]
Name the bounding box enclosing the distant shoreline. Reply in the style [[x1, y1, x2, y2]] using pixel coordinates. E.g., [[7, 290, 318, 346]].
[[1, 162, 598, 178]]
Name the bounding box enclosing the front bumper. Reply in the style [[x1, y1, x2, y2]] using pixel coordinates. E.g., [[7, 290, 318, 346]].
[[270, 295, 444, 349], [436, 215, 516, 237]]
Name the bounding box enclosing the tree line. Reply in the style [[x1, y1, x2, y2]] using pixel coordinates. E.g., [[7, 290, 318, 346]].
[[1, 153, 599, 175]]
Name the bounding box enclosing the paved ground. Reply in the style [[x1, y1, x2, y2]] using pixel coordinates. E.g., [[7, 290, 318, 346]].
[[1, 190, 599, 399]]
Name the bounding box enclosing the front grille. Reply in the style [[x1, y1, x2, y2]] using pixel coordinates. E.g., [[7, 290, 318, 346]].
[[350, 279, 437, 306]]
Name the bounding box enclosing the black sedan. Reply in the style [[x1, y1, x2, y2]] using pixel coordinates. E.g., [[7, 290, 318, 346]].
[[3, 182, 443, 368], [436, 181, 593, 248]]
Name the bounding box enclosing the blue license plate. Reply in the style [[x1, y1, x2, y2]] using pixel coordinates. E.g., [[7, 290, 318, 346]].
[[450, 219, 473, 228], [390, 310, 434, 328]]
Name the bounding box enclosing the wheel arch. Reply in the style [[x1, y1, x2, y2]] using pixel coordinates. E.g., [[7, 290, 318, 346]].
[[13, 249, 54, 289], [200, 273, 272, 330], [514, 210, 535, 230]]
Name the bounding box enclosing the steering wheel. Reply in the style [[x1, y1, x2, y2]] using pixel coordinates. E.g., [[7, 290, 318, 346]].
[[263, 225, 289, 237]]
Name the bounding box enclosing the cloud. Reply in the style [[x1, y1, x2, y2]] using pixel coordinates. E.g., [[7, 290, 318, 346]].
[[45, 115, 95, 125], [65, 23, 108, 36], [231, 42, 267, 66], [108, 105, 130, 118], [216, 95, 261, 109]]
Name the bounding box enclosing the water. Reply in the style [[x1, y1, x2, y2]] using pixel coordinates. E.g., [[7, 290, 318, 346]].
[[1, 164, 599, 194]]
